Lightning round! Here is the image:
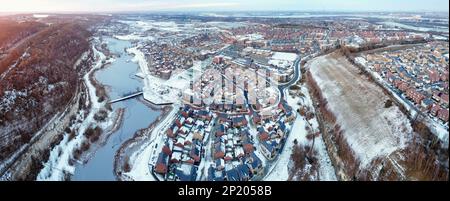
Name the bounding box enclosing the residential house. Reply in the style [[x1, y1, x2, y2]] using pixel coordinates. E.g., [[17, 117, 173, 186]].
[[421, 98, 434, 110], [252, 112, 261, 125], [431, 104, 441, 116], [438, 108, 449, 122], [226, 169, 240, 181], [215, 159, 225, 170], [247, 153, 263, 175], [175, 164, 197, 181], [260, 140, 277, 160], [162, 144, 172, 156], [234, 146, 245, 159], [258, 127, 270, 141], [216, 124, 226, 137], [208, 166, 225, 181], [170, 151, 182, 163], [155, 152, 169, 174], [189, 145, 201, 163], [440, 94, 449, 107], [232, 116, 248, 127], [236, 164, 251, 181], [214, 142, 225, 159]]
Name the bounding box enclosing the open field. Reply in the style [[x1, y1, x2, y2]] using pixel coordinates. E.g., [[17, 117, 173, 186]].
[[308, 53, 413, 169]]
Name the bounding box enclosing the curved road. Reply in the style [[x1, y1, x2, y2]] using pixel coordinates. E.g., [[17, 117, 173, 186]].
[[261, 56, 302, 180], [279, 58, 302, 97]]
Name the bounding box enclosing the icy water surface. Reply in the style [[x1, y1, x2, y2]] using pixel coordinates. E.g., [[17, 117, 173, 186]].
[[72, 37, 160, 180]]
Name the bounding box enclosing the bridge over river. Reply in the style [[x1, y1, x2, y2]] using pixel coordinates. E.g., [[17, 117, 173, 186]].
[[109, 91, 143, 103]]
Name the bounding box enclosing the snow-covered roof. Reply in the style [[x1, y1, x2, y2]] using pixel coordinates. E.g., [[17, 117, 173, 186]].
[[195, 120, 205, 127], [180, 126, 190, 133], [176, 137, 185, 145], [234, 147, 244, 157], [171, 151, 182, 161], [185, 133, 193, 142]]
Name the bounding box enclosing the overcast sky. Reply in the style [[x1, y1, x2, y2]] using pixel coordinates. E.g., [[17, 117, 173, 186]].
[[0, 0, 448, 13]]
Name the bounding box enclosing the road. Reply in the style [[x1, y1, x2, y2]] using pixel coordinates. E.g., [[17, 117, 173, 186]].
[[261, 57, 302, 180], [278, 58, 302, 97]]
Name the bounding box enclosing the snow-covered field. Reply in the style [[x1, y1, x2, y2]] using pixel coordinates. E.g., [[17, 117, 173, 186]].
[[381, 21, 449, 33], [271, 52, 298, 61], [205, 21, 248, 29], [309, 53, 413, 168], [33, 14, 49, 18], [269, 52, 298, 68], [120, 20, 184, 32]]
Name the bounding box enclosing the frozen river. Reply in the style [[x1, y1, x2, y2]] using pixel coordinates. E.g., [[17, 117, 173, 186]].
[[72, 37, 161, 180]]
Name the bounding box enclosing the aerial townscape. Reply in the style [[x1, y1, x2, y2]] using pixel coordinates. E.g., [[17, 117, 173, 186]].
[[0, 0, 448, 182]]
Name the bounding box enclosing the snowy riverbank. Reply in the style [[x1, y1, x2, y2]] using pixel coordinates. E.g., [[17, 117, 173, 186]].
[[37, 43, 119, 181], [119, 104, 180, 181]]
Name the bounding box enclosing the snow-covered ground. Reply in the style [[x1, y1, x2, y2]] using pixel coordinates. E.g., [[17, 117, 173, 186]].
[[271, 52, 298, 61], [114, 34, 154, 41], [356, 57, 418, 117], [37, 43, 116, 181], [236, 33, 264, 41], [264, 85, 336, 181], [296, 86, 336, 181], [309, 54, 413, 168], [127, 45, 207, 105], [139, 21, 182, 32], [165, 60, 205, 91], [127, 46, 178, 105], [124, 105, 180, 181], [356, 57, 448, 147], [33, 14, 49, 18], [204, 21, 248, 29], [195, 118, 217, 180], [120, 20, 184, 33], [269, 52, 298, 69], [381, 21, 449, 33], [264, 115, 303, 180]]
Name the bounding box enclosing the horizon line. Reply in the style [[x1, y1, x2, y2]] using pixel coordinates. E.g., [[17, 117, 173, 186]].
[[1, 9, 449, 15]]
